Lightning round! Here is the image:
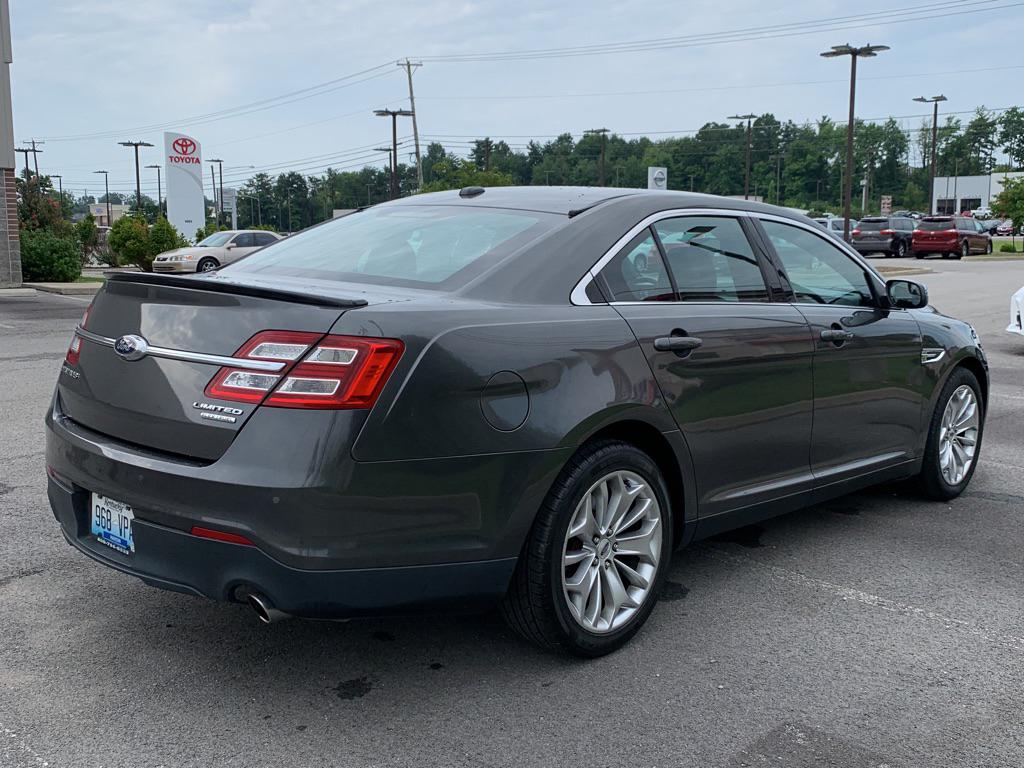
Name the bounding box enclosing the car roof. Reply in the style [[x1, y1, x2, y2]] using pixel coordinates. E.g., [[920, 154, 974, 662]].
[[385, 186, 818, 219]]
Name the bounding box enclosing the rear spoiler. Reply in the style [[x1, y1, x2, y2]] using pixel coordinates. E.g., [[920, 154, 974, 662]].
[[106, 272, 369, 309]]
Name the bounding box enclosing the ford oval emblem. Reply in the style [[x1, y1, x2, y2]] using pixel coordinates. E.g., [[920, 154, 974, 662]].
[[114, 334, 149, 362]]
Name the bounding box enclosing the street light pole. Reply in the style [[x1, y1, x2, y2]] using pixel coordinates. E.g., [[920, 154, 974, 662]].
[[374, 108, 413, 200], [728, 114, 757, 199], [208, 159, 224, 225], [118, 140, 153, 215], [93, 170, 111, 226], [145, 165, 162, 216], [913, 95, 947, 215], [820, 43, 890, 241]]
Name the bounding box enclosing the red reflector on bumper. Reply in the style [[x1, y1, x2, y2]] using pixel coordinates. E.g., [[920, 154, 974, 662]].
[[190, 526, 255, 546]]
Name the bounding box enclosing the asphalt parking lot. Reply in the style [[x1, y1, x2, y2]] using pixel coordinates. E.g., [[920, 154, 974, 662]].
[[2, 257, 1023, 768]]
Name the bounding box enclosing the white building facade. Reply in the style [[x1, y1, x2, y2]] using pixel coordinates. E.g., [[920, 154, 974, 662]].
[[931, 171, 1024, 214]]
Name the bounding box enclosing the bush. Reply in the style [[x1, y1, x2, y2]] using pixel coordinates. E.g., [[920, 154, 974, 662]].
[[150, 216, 188, 256], [108, 215, 153, 271], [999, 242, 1021, 253], [75, 213, 99, 261], [20, 229, 82, 282]]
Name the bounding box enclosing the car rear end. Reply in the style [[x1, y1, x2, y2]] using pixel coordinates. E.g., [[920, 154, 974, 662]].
[[850, 217, 896, 254], [912, 216, 958, 256], [46, 202, 565, 620]]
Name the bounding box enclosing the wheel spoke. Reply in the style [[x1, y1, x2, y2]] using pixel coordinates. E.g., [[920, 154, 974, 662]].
[[613, 557, 650, 590], [612, 495, 650, 537], [563, 546, 594, 567], [568, 496, 596, 540], [583, 567, 603, 626], [601, 562, 636, 618], [615, 519, 661, 562]]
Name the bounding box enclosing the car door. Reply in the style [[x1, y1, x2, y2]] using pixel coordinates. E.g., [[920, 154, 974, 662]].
[[753, 217, 925, 489], [972, 219, 988, 253], [224, 233, 257, 264], [597, 212, 815, 520]]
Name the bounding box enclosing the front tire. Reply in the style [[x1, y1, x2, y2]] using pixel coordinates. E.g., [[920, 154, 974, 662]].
[[501, 440, 673, 656], [917, 367, 984, 501], [197, 257, 219, 273]]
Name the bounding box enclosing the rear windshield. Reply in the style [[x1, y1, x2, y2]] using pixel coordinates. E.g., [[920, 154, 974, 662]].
[[857, 219, 887, 230], [918, 219, 955, 231], [224, 205, 560, 289]]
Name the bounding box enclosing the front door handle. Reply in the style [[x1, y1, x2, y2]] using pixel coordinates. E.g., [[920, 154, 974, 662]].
[[820, 328, 854, 342], [654, 335, 703, 353]]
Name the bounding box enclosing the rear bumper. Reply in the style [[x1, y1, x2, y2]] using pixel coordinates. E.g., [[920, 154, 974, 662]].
[[911, 239, 956, 252], [852, 239, 895, 254], [49, 477, 515, 617]]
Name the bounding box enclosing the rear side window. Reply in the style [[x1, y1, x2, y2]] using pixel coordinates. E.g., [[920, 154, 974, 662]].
[[253, 232, 277, 246], [226, 206, 559, 289], [653, 216, 768, 302], [598, 229, 674, 302]]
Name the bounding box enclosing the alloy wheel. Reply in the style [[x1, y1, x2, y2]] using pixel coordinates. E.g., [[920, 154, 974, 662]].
[[561, 470, 662, 634], [938, 384, 979, 485]]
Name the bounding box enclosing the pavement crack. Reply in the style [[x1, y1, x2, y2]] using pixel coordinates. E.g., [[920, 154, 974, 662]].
[[0, 567, 47, 590]]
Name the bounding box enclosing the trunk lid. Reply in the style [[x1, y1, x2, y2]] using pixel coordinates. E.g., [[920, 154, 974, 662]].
[[59, 273, 368, 461]]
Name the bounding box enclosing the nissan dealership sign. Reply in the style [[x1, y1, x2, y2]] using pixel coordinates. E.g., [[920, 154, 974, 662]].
[[164, 132, 204, 241]]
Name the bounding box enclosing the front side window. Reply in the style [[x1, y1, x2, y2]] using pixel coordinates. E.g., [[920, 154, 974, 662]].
[[225, 206, 559, 289], [761, 220, 875, 307], [598, 229, 674, 302], [232, 233, 255, 248], [653, 216, 768, 302]]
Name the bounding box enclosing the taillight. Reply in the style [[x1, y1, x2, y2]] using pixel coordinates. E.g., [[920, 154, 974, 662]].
[[65, 305, 92, 366], [851, 229, 861, 236], [880, 229, 894, 236], [205, 330, 404, 410]]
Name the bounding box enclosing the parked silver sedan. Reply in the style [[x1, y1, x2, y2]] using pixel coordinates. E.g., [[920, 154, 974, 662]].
[[152, 230, 283, 273]]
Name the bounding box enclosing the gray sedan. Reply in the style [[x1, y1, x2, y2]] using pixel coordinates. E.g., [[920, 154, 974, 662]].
[[48, 187, 986, 656]]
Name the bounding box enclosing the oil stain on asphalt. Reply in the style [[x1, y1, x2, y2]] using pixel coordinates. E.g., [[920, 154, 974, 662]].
[[660, 581, 690, 602], [332, 677, 374, 700]]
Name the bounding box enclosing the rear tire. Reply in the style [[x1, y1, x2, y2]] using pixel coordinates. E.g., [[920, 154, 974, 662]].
[[958, 241, 969, 260], [917, 367, 984, 501], [894, 240, 907, 258], [501, 440, 673, 657]]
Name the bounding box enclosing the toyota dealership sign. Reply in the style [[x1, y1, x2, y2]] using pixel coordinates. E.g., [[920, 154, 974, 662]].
[[164, 131, 204, 240]]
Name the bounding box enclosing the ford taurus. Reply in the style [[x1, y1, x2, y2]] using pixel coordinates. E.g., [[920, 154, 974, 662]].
[[46, 187, 987, 656]]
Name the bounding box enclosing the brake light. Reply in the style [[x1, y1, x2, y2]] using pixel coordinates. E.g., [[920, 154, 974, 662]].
[[880, 229, 894, 236], [205, 330, 404, 410], [851, 229, 861, 236], [64, 305, 92, 366]]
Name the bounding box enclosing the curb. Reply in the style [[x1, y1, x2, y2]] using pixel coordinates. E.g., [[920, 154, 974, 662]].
[[23, 282, 102, 296], [0, 287, 39, 298]]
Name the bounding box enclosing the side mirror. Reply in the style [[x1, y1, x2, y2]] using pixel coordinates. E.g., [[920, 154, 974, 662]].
[[886, 279, 928, 309], [225, 242, 236, 250]]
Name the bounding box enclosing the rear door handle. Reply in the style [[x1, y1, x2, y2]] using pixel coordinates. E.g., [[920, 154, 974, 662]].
[[820, 329, 854, 342], [654, 336, 703, 352]]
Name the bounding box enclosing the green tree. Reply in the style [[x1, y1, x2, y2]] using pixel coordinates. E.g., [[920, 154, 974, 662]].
[[420, 157, 514, 192], [108, 216, 153, 271], [993, 176, 1024, 248], [999, 107, 1024, 169], [75, 212, 99, 261], [150, 216, 188, 255]]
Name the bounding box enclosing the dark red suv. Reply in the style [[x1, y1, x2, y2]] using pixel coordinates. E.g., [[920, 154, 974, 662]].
[[912, 216, 993, 260]]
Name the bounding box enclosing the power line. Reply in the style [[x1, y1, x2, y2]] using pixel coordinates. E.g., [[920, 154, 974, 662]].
[[416, 0, 1013, 62], [37, 63, 398, 142]]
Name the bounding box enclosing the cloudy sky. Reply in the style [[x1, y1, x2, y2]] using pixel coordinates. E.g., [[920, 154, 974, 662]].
[[9, 0, 1023, 199]]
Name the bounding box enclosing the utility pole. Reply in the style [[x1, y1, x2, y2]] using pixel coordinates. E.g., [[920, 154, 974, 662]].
[[913, 95, 946, 215], [770, 154, 784, 204], [585, 128, 610, 186], [118, 140, 152, 214], [208, 164, 217, 224], [14, 146, 30, 178], [398, 59, 424, 189], [820, 43, 890, 242], [208, 159, 223, 225], [20, 139, 43, 177], [374, 108, 413, 200], [93, 170, 111, 226], [374, 147, 393, 198], [728, 114, 757, 199], [145, 164, 162, 216]]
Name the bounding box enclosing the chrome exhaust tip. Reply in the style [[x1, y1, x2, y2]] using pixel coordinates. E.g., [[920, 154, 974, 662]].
[[246, 592, 290, 624]]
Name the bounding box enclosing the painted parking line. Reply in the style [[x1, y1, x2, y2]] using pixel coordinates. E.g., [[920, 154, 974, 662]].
[[701, 546, 1024, 653], [1, 723, 52, 767]]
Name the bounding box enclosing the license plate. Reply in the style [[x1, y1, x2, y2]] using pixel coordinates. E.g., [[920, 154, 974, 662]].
[[90, 494, 134, 554]]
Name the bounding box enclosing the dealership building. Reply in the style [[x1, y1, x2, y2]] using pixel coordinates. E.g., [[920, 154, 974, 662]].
[[931, 171, 1024, 214]]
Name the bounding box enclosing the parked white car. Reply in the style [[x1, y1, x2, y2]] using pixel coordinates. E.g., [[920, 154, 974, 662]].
[[1008, 286, 1024, 336], [972, 207, 994, 220], [152, 230, 283, 273]]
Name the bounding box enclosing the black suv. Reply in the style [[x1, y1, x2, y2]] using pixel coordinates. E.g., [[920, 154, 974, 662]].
[[851, 216, 916, 258]]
